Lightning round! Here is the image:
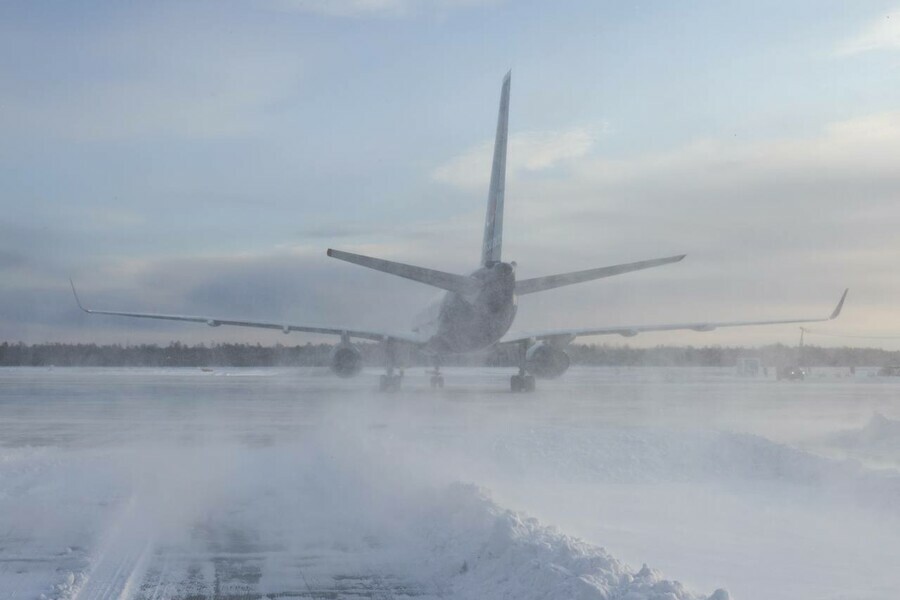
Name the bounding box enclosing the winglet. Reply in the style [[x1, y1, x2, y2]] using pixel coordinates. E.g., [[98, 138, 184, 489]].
[[69, 279, 89, 313], [829, 288, 849, 320]]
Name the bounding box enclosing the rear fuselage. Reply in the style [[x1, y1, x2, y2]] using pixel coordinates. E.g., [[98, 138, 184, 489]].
[[413, 262, 517, 354]]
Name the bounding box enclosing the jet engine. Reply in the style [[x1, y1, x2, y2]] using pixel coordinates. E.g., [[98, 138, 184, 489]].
[[330, 343, 363, 378], [525, 342, 570, 379]]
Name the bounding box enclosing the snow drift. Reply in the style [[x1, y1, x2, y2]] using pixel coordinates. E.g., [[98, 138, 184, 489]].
[[821, 412, 900, 466], [416, 483, 728, 600]]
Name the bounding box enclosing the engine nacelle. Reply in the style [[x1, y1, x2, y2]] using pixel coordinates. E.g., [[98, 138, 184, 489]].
[[525, 342, 570, 379], [330, 343, 363, 378]]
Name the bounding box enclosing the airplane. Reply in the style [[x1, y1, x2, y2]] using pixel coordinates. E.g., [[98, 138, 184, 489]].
[[71, 72, 848, 392]]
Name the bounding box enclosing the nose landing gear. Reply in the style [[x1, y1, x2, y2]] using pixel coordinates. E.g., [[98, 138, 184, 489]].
[[430, 356, 444, 389], [430, 372, 445, 388]]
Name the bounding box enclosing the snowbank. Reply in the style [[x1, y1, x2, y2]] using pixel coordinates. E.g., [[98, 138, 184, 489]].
[[481, 424, 900, 507], [821, 412, 900, 466], [416, 483, 728, 600], [0, 442, 730, 599]]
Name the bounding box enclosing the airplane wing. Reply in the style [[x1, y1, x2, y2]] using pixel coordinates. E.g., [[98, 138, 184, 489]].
[[501, 288, 848, 345], [69, 280, 427, 345]]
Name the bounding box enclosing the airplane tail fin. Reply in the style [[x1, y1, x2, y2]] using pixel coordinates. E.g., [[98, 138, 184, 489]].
[[481, 70, 511, 266], [515, 254, 686, 295], [327, 249, 479, 295]]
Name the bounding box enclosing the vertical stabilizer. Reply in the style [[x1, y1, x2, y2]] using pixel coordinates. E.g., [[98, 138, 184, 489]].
[[481, 71, 510, 266]]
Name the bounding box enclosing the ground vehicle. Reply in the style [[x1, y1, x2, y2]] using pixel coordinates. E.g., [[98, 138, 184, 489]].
[[777, 366, 806, 380]]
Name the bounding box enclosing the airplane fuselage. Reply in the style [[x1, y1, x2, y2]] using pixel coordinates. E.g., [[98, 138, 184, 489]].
[[413, 261, 518, 354]]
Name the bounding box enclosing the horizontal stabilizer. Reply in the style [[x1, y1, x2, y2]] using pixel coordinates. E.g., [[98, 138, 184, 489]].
[[327, 249, 479, 295], [515, 254, 686, 295]]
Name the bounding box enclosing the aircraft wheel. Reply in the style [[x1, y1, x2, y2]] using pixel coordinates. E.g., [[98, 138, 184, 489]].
[[511, 374, 535, 392], [523, 375, 536, 392], [380, 374, 402, 392]]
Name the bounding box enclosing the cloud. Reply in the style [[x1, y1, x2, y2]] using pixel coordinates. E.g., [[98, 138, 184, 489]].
[[504, 112, 900, 276], [0, 250, 26, 270], [432, 127, 596, 190], [835, 9, 900, 56], [565, 110, 900, 213], [268, 0, 498, 18], [0, 22, 304, 142]]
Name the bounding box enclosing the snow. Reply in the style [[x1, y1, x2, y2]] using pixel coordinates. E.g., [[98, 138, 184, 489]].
[[1, 366, 899, 599], [819, 412, 900, 467], [415, 483, 721, 600]]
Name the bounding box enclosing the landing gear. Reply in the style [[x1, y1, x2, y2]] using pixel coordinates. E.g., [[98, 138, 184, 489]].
[[510, 373, 535, 392], [511, 341, 536, 393], [430, 356, 445, 389], [379, 339, 404, 392], [379, 371, 403, 392]]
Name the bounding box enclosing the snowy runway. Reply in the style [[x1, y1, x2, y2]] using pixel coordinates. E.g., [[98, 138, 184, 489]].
[[1, 367, 899, 599]]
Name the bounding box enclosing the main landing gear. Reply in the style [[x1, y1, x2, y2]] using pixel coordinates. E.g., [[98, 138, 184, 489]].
[[510, 373, 535, 392], [379, 339, 404, 392], [510, 340, 536, 393], [379, 370, 403, 392]]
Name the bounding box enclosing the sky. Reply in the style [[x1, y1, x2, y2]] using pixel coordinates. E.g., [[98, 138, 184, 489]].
[[2, 0, 900, 348]]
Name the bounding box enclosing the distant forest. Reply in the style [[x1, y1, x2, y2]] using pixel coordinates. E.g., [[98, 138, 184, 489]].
[[1, 341, 897, 368]]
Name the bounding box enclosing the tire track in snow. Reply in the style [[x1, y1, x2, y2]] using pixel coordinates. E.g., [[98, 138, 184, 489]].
[[143, 554, 172, 600], [73, 496, 155, 600]]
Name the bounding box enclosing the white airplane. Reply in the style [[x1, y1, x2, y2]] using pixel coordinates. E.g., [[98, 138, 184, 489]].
[[72, 72, 848, 392]]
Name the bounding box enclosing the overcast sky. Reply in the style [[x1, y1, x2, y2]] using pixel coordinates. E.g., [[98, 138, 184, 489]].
[[2, 0, 900, 348]]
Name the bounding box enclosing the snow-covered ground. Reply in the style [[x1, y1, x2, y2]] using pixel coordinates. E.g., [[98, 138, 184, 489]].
[[1, 367, 898, 599]]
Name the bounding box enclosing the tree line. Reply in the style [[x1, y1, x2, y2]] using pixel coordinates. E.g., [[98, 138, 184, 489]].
[[1, 341, 897, 368]]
